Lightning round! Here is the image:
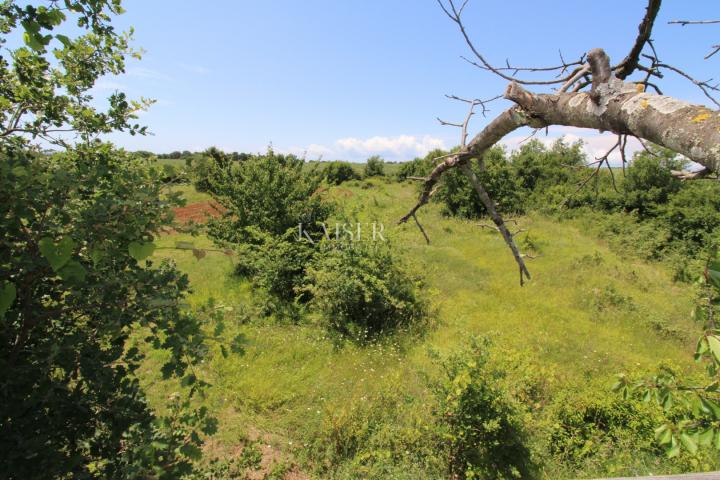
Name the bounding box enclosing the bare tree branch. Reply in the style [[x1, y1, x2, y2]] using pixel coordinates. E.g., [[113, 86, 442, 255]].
[[437, 0, 585, 85], [614, 0, 663, 79], [669, 20, 720, 26]]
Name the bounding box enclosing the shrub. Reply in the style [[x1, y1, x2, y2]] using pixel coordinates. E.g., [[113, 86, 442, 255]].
[[234, 228, 316, 302], [397, 149, 446, 181], [302, 240, 427, 341], [436, 146, 525, 218], [511, 138, 585, 193], [659, 181, 720, 249], [430, 337, 535, 479], [206, 148, 333, 243], [323, 161, 360, 185], [548, 390, 662, 469], [622, 148, 683, 216], [364, 155, 386, 177], [0, 143, 216, 478], [188, 154, 213, 192]]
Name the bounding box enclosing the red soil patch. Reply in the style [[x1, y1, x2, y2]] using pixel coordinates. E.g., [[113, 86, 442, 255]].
[[172, 200, 225, 225]]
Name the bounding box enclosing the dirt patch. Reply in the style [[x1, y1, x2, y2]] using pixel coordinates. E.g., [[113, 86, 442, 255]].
[[172, 200, 225, 225], [203, 425, 309, 480]]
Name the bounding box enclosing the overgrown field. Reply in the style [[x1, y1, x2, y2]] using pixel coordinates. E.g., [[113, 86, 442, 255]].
[[141, 178, 712, 479]]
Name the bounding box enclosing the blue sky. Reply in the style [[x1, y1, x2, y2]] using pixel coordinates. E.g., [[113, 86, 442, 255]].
[[98, 1, 719, 161]]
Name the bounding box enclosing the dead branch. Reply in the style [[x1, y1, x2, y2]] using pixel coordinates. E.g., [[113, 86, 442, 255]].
[[412, 213, 431, 244], [614, 0, 662, 79], [437, 0, 584, 86], [669, 20, 720, 26], [460, 162, 531, 285], [671, 168, 711, 180]]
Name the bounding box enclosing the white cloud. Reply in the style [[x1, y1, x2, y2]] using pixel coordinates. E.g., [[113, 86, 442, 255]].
[[285, 135, 447, 161]]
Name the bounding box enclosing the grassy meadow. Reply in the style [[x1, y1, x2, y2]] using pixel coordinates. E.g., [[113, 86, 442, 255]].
[[141, 178, 707, 478]]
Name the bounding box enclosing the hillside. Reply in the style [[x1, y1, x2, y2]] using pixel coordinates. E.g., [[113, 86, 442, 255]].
[[141, 179, 706, 479]]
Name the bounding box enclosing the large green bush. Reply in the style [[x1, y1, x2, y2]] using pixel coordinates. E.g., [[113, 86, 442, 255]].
[[431, 337, 535, 479], [511, 138, 585, 193], [0, 144, 218, 478], [364, 155, 386, 177], [622, 148, 683, 217], [322, 160, 360, 185], [659, 181, 720, 249], [206, 148, 333, 243], [234, 227, 317, 302], [302, 240, 427, 341], [436, 146, 524, 218]]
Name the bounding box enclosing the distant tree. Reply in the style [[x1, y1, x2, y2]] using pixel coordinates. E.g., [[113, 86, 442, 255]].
[[205, 148, 333, 242], [364, 155, 385, 177], [397, 149, 446, 181], [323, 160, 360, 185], [623, 146, 684, 217]]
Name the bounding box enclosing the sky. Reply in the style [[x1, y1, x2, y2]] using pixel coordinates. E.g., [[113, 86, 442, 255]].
[[95, 0, 719, 162]]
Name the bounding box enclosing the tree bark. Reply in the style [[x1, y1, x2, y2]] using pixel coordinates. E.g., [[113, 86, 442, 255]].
[[505, 80, 720, 172]]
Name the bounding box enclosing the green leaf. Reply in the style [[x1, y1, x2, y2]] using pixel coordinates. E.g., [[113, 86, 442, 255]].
[[179, 443, 202, 460], [39, 237, 75, 271], [23, 31, 43, 51], [697, 337, 709, 356], [707, 259, 720, 289], [128, 241, 156, 261], [45, 9, 66, 26], [180, 373, 196, 387], [708, 335, 720, 363], [680, 433, 698, 454], [655, 424, 671, 444], [700, 397, 720, 420], [699, 428, 715, 446], [90, 247, 105, 264], [57, 260, 86, 282], [56, 34, 71, 48], [0, 281, 17, 318]]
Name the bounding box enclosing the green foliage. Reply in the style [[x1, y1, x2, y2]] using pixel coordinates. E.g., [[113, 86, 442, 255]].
[[430, 337, 535, 479], [0, 1, 152, 142], [206, 148, 333, 242], [436, 146, 524, 218], [397, 149, 445, 181], [617, 250, 720, 458], [0, 142, 219, 478], [234, 228, 317, 302], [302, 240, 428, 341], [623, 147, 684, 217], [0, 3, 222, 477], [322, 160, 360, 185], [364, 155, 385, 177], [659, 181, 720, 249], [511, 138, 585, 193], [549, 390, 662, 468]]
